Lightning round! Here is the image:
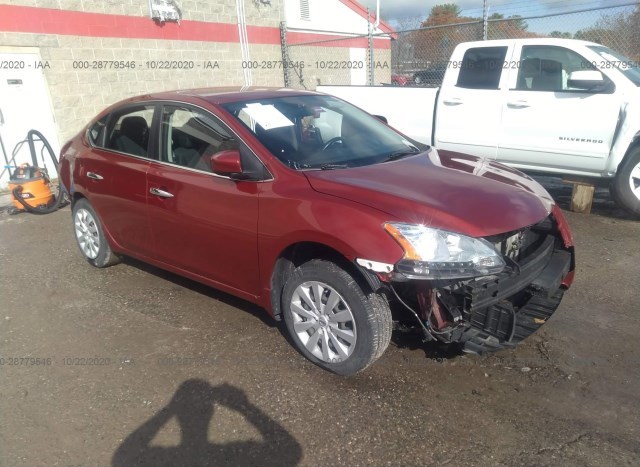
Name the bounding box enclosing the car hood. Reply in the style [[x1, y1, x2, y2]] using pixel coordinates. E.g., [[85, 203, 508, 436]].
[[303, 149, 553, 238]]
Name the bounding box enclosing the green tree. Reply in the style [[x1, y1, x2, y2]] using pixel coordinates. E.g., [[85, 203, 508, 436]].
[[574, 5, 640, 60], [486, 13, 534, 39], [550, 31, 573, 39], [410, 3, 480, 65]]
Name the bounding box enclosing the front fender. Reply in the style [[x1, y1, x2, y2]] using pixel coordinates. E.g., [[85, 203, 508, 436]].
[[605, 100, 640, 176], [257, 191, 405, 312]]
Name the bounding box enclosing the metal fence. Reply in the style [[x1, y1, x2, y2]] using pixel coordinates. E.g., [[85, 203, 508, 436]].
[[282, 2, 639, 89]]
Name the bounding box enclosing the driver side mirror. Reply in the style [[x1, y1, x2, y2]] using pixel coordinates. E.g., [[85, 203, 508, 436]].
[[210, 149, 243, 179], [568, 70, 610, 92]]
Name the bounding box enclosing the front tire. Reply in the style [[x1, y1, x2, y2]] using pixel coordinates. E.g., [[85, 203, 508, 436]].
[[282, 260, 392, 375], [611, 146, 640, 216], [72, 198, 120, 268]]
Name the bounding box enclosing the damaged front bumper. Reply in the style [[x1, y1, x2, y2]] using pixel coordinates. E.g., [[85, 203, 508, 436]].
[[364, 207, 575, 353]]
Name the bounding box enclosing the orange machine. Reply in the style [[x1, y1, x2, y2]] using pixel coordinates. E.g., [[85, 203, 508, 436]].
[[6, 130, 65, 215], [9, 163, 55, 211]]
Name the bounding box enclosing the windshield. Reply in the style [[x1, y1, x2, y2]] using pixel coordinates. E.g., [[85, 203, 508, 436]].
[[587, 45, 640, 86], [222, 94, 427, 170]]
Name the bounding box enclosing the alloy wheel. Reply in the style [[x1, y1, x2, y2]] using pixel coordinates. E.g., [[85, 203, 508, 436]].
[[74, 208, 100, 259], [629, 161, 640, 201], [289, 281, 357, 363]]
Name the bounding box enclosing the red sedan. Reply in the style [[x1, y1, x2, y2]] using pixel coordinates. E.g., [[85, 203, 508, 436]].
[[59, 87, 575, 375]]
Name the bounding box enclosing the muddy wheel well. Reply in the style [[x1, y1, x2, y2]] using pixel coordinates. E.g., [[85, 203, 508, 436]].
[[269, 242, 380, 321]]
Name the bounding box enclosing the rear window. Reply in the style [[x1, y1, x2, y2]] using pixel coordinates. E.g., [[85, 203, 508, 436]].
[[457, 46, 508, 90]]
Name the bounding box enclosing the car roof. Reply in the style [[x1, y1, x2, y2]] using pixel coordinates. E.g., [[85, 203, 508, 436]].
[[460, 38, 601, 49], [145, 87, 321, 105]]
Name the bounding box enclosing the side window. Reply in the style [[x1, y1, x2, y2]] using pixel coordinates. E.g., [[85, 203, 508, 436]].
[[88, 115, 108, 148], [105, 106, 154, 157], [161, 106, 239, 172], [516, 45, 606, 92], [457, 46, 507, 90]]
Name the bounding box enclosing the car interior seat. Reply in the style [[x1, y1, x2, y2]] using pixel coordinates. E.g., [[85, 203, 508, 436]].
[[172, 118, 203, 167], [113, 116, 149, 157], [532, 59, 563, 91], [255, 124, 298, 165]]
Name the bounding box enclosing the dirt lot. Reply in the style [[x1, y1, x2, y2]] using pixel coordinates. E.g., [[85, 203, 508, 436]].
[[0, 179, 639, 466]]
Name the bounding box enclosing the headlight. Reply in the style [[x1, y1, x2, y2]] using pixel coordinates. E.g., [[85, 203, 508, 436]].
[[384, 222, 505, 279]]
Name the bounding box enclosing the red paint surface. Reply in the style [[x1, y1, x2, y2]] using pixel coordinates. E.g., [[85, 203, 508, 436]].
[[60, 88, 573, 314], [0, 4, 390, 48]]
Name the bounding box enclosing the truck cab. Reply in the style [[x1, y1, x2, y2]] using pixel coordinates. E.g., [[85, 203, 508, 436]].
[[437, 39, 639, 179], [321, 38, 640, 215]]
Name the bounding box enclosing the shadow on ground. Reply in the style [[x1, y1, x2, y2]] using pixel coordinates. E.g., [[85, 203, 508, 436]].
[[112, 379, 303, 467], [122, 257, 276, 328]]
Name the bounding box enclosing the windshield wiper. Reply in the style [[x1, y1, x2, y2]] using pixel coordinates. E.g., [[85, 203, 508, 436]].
[[319, 163, 349, 170], [383, 148, 421, 162]]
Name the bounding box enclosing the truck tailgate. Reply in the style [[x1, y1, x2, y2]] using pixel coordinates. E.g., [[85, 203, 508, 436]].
[[318, 85, 438, 145]]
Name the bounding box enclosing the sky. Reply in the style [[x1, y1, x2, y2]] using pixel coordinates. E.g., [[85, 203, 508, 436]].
[[357, 0, 636, 34], [357, 0, 629, 21]]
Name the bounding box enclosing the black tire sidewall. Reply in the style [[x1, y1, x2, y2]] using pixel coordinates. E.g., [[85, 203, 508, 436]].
[[612, 147, 640, 216], [72, 199, 114, 268], [282, 260, 378, 375]]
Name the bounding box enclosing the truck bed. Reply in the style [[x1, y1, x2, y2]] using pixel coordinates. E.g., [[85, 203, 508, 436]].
[[319, 86, 438, 145]]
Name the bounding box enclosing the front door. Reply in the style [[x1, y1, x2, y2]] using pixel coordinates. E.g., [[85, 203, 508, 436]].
[[497, 44, 621, 174], [146, 104, 261, 295]]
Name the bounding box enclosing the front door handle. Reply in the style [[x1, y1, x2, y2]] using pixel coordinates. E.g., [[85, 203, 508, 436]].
[[150, 187, 174, 198], [507, 100, 530, 108], [87, 171, 103, 180], [442, 97, 463, 105]]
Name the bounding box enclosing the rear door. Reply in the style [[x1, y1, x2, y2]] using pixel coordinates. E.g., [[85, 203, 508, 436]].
[[76, 104, 156, 256], [497, 44, 621, 173], [435, 44, 513, 159], [146, 104, 262, 295]]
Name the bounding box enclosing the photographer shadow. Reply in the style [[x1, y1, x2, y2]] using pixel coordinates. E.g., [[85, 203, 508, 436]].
[[112, 379, 302, 467]]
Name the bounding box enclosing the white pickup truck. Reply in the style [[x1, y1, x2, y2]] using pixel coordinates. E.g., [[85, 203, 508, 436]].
[[319, 38, 640, 215]]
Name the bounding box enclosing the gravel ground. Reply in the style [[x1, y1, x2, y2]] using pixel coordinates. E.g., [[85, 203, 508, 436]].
[[0, 178, 639, 466]]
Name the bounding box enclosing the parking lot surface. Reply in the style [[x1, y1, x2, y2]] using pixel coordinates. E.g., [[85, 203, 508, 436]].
[[1, 180, 639, 466]]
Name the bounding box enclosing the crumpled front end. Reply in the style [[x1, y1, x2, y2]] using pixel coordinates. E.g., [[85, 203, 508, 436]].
[[363, 206, 574, 353]]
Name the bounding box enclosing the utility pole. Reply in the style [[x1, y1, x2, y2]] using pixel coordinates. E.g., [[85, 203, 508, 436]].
[[483, 0, 488, 40]]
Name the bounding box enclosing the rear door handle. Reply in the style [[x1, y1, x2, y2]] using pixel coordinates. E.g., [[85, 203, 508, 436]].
[[87, 171, 103, 180], [442, 97, 463, 106], [150, 187, 174, 198], [507, 100, 530, 108]]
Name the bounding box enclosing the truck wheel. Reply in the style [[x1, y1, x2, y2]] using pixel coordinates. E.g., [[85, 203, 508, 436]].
[[72, 198, 120, 268], [282, 260, 392, 375], [611, 147, 640, 216]]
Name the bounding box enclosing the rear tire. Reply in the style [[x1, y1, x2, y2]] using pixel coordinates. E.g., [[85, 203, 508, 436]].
[[611, 146, 640, 216], [72, 198, 120, 268], [282, 260, 392, 375]]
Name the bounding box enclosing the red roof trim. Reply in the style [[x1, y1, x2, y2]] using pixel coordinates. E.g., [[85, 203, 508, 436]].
[[338, 0, 395, 34]]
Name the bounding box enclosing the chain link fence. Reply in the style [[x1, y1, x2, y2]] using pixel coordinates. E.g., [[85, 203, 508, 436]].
[[282, 30, 392, 89], [283, 2, 639, 88]]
